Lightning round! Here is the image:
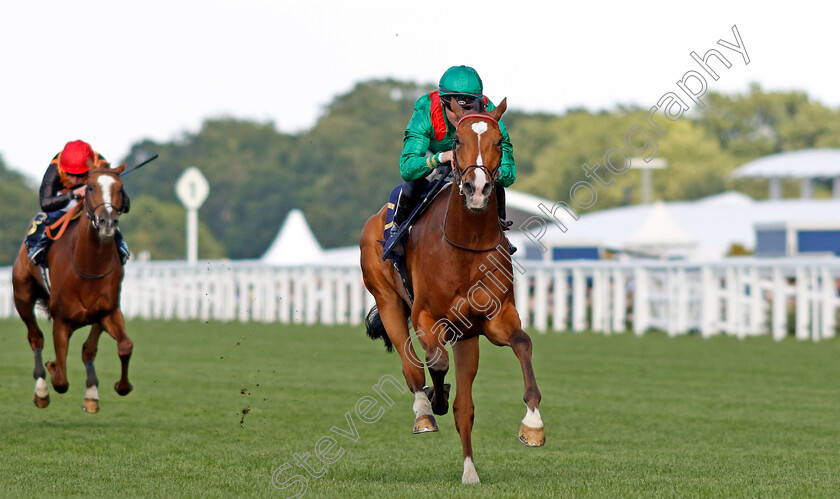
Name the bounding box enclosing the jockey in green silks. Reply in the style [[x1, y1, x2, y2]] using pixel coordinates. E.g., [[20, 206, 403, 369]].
[[392, 65, 517, 253]]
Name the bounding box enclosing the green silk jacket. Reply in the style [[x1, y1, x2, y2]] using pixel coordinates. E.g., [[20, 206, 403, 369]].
[[399, 91, 516, 187]]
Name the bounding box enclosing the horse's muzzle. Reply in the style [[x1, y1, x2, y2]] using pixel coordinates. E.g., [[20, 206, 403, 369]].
[[95, 214, 119, 239], [461, 180, 493, 211]]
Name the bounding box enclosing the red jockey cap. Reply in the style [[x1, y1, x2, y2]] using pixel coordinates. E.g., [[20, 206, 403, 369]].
[[59, 140, 94, 175]]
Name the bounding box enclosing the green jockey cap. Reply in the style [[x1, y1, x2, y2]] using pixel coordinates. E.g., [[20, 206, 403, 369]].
[[438, 65, 483, 98]]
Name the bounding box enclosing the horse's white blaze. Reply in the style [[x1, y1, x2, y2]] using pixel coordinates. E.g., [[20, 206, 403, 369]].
[[467, 168, 489, 209], [97, 175, 116, 214], [471, 121, 488, 167], [85, 384, 100, 401], [522, 406, 544, 428], [462, 457, 480, 484], [413, 391, 432, 417], [35, 377, 48, 398]]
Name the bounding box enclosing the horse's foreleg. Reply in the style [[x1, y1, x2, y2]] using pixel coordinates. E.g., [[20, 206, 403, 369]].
[[101, 310, 133, 396], [47, 319, 73, 394], [509, 329, 545, 447], [453, 336, 480, 484], [81, 324, 104, 413]]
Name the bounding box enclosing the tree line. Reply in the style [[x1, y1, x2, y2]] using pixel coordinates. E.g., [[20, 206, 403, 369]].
[[1, 81, 839, 265]]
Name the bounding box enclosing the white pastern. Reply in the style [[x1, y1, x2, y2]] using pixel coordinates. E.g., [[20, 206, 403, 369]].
[[522, 406, 544, 428], [97, 175, 116, 214], [85, 384, 100, 401], [413, 391, 432, 417], [462, 457, 480, 484], [35, 377, 48, 398]]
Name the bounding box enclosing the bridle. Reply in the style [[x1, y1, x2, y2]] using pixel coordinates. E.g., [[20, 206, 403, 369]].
[[443, 113, 503, 252], [74, 169, 124, 279], [450, 114, 501, 192], [84, 170, 125, 230]]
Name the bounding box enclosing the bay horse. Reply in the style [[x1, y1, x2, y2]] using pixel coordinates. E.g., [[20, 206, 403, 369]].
[[360, 99, 545, 484], [12, 160, 133, 413]]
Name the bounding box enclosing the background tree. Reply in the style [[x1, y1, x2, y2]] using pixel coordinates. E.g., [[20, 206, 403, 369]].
[[0, 156, 39, 265], [118, 195, 225, 261]]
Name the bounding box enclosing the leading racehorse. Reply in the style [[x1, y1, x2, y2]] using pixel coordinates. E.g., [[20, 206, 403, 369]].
[[12, 160, 134, 412], [360, 99, 545, 484]]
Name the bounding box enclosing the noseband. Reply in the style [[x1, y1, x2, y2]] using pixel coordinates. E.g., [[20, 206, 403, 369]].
[[84, 170, 124, 230], [452, 114, 501, 191]]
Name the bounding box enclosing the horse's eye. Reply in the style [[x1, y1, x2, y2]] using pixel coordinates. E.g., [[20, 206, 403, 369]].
[[86, 186, 92, 191]]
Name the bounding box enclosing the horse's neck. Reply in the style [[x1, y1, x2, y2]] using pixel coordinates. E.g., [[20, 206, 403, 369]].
[[73, 221, 115, 270], [443, 185, 501, 251]]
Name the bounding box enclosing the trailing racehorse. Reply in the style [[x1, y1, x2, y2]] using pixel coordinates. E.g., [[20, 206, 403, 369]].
[[12, 160, 134, 413], [360, 99, 545, 484]]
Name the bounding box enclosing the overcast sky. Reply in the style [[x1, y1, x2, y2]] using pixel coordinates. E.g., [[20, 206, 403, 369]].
[[1, 0, 837, 182]]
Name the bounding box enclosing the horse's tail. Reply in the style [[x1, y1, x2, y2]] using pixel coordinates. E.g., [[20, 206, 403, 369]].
[[365, 303, 409, 353]]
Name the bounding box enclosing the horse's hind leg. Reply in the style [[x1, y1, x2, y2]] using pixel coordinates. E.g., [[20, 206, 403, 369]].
[[13, 284, 49, 408], [101, 309, 133, 396], [452, 336, 480, 484], [81, 324, 104, 413]]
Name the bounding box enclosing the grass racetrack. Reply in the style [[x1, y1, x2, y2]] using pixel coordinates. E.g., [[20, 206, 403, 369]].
[[0, 318, 838, 497]]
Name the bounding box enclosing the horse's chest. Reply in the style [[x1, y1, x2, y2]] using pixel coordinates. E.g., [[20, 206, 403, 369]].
[[51, 283, 118, 323]]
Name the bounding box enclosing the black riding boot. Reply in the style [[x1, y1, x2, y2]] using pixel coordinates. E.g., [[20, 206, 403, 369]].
[[24, 212, 51, 266], [391, 177, 429, 236], [115, 228, 131, 265], [496, 187, 516, 254]]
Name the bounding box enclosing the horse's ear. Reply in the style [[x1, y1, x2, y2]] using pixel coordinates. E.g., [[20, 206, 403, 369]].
[[87, 158, 97, 171], [114, 162, 127, 175], [444, 98, 469, 127], [488, 98, 507, 122]]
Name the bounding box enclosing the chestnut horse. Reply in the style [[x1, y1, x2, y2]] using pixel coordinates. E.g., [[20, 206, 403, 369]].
[[12, 161, 133, 413], [360, 99, 544, 484]]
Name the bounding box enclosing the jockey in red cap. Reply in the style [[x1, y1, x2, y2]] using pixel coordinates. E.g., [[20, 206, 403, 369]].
[[24, 140, 131, 266]]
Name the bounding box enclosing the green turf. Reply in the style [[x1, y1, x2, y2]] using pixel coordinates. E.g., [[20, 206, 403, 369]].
[[0, 318, 838, 497]]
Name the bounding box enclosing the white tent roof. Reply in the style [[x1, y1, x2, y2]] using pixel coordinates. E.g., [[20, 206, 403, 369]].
[[261, 209, 324, 264], [731, 149, 840, 179], [624, 201, 696, 246], [508, 192, 840, 260]]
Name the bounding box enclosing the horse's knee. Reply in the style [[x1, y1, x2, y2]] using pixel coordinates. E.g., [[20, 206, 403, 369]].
[[117, 338, 133, 357], [426, 349, 449, 372], [509, 330, 532, 354]]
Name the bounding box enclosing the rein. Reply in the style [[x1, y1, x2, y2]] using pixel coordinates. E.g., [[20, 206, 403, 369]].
[[46, 203, 83, 241], [70, 233, 116, 280], [443, 114, 503, 252]]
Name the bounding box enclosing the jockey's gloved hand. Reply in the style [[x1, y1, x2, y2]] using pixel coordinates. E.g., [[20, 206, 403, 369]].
[[433, 164, 452, 179]]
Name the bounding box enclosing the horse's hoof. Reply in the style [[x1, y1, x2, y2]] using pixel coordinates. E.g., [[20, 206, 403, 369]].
[[114, 382, 133, 396], [45, 361, 56, 374], [82, 398, 100, 413], [53, 383, 69, 394], [413, 414, 439, 434], [32, 394, 50, 409], [518, 424, 546, 447]]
